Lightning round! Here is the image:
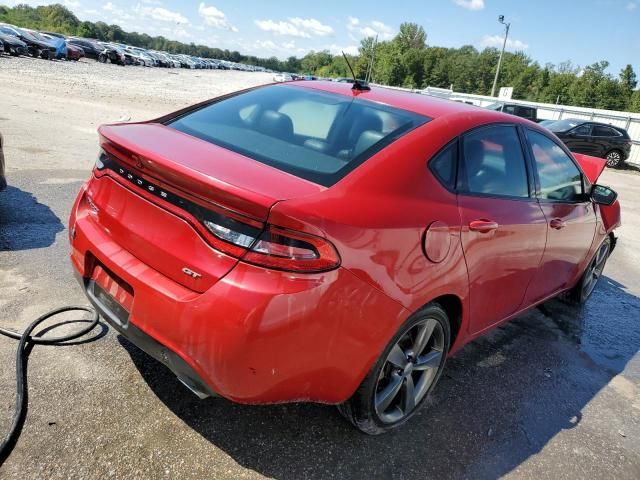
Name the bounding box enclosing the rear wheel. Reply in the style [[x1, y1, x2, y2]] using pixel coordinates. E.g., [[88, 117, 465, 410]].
[[605, 150, 623, 168], [571, 238, 610, 304], [338, 303, 450, 435]]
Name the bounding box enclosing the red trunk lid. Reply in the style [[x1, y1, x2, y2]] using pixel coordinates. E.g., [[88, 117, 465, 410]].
[[98, 123, 324, 220], [88, 122, 325, 292]]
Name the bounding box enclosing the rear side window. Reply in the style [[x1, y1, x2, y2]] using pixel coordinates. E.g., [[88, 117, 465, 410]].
[[460, 125, 529, 198], [167, 85, 428, 186], [526, 130, 584, 202], [592, 125, 621, 137], [515, 106, 535, 120], [429, 142, 457, 190]]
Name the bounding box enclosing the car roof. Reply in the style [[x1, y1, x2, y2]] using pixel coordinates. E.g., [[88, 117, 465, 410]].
[[284, 81, 513, 122], [563, 118, 628, 132]]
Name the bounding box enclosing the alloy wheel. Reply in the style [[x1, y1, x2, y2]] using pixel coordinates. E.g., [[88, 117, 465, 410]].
[[606, 151, 621, 167], [374, 318, 445, 424], [582, 242, 609, 300]]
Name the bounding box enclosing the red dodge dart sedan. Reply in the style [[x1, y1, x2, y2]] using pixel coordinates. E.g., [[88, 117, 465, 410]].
[[69, 81, 620, 434]]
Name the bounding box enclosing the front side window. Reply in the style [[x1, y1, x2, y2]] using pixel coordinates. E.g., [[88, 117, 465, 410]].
[[167, 85, 428, 186], [460, 125, 529, 198], [572, 124, 591, 136], [527, 130, 584, 202]]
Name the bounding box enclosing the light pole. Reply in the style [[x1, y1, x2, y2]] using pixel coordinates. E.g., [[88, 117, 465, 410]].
[[490, 15, 510, 97]]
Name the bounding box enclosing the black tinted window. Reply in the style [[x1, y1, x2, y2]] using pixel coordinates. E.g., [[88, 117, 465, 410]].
[[168, 85, 428, 186], [527, 130, 584, 202], [516, 106, 535, 119], [429, 142, 457, 189], [592, 125, 619, 137], [573, 124, 591, 135], [461, 126, 529, 198]]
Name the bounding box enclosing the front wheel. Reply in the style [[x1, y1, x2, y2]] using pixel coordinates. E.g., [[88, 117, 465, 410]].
[[605, 150, 623, 168], [571, 238, 611, 304], [338, 303, 450, 435]]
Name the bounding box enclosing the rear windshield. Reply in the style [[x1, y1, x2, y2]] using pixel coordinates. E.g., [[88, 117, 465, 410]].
[[167, 84, 429, 186]]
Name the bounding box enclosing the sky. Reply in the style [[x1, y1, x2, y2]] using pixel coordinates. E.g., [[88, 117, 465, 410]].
[[5, 0, 640, 75]]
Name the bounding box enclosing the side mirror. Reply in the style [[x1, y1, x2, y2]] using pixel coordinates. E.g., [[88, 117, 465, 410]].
[[591, 184, 617, 206]]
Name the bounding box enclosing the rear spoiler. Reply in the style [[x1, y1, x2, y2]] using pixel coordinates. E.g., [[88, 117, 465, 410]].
[[573, 153, 606, 184]]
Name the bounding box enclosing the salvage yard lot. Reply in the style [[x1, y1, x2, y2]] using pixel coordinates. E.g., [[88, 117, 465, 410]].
[[1, 57, 639, 479]]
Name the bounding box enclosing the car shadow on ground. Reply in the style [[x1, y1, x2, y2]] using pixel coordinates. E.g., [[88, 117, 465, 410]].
[[616, 162, 640, 174], [121, 276, 640, 479], [0, 185, 64, 251]]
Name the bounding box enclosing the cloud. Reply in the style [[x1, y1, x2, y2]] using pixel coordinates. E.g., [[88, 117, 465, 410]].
[[138, 6, 189, 24], [102, 2, 134, 22], [255, 17, 333, 38], [480, 34, 529, 50], [288, 17, 333, 36], [198, 3, 238, 31], [327, 44, 359, 56], [627, 1, 638, 11], [452, 0, 485, 10], [347, 17, 394, 40]]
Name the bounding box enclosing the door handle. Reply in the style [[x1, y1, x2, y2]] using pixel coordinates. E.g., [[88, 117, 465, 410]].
[[469, 219, 499, 233], [550, 218, 566, 230]]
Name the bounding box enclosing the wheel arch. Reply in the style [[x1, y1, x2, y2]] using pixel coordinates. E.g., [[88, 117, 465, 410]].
[[430, 294, 463, 348]]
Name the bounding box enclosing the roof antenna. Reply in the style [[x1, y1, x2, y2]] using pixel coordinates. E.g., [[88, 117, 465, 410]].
[[342, 51, 370, 91]]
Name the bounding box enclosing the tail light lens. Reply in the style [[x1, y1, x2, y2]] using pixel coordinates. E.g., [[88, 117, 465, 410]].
[[243, 225, 340, 273], [203, 218, 340, 273]]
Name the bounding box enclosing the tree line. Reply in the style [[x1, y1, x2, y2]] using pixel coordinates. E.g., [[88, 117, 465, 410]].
[[2, 4, 639, 112]]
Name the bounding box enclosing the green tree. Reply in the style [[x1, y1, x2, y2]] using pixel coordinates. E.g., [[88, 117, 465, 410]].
[[395, 23, 427, 52]]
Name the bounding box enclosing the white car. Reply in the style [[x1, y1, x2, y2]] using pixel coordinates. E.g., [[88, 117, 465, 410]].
[[273, 73, 293, 82]]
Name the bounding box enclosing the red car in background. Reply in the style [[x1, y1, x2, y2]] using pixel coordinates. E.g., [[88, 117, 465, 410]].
[[69, 82, 620, 434], [65, 42, 84, 61]]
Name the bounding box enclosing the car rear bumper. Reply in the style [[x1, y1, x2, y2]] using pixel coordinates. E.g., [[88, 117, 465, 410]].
[[75, 271, 217, 399], [69, 181, 408, 404]]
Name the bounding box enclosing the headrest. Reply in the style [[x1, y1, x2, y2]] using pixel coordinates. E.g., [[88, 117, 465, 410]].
[[257, 110, 294, 141], [354, 130, 385, 156]]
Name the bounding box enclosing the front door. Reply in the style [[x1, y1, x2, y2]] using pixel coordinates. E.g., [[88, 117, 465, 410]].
[[523, 129, 597, 303], [457, 125, 547, 334]]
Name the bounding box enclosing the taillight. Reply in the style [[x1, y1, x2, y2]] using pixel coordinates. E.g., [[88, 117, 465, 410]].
[[203, 218, 340, 273], [243, 225, 340, 273]]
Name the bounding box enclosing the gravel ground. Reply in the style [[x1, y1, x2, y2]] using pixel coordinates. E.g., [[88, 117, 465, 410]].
[[0, 56, 639, 479]]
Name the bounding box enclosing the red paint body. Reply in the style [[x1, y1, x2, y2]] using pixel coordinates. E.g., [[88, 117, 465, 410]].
[[69, 82, 621, 404], [65, 42, 84, 61]]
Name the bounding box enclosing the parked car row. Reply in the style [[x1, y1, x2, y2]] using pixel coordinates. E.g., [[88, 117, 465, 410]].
[[0, 23, 270, 72]]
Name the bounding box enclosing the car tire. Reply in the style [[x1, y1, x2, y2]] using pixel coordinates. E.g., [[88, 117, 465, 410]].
[[337, 303, 450, 435], [570, 237, 611, 304], [605, 149, 623, 168]]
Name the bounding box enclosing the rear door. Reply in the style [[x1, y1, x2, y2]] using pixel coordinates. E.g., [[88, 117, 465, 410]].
[[457, 125, 547, 334], [523, 129, 597, 303], [565, 124, 597, 155], [590, 125, 621, 158]]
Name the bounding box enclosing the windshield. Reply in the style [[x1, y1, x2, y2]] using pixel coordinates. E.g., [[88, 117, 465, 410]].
[[14, 27, 37, 42], [167, 85, 429, 186], [547, 119, 583, 132], [0, 26, 19, 37]]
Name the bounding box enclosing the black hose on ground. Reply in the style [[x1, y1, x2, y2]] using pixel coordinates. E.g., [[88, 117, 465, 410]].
[[0, 306, 100, 465]]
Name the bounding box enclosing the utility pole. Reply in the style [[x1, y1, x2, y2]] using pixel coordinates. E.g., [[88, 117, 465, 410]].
[[491, 15, 510, 97], [366, 34, 378, 83]]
